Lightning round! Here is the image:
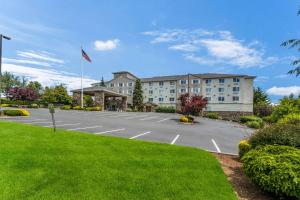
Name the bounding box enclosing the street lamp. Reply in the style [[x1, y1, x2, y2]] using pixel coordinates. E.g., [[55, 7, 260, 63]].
[[0, 34, 11, 115]]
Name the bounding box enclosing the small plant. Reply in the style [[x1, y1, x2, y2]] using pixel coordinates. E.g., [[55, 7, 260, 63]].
[[155, 106, 176, 113], [246, 121, 261, 129], [3, 109, 30, 116], [206, 112, 219, 119], [242, 145, 300, 199], [85, 106, 102, 111], [0, 104, 10, 107], [180, 115, 194, 123], [73, 106, 84, 110], [60, 105, 72, 110], [240, 115, 264, 128], [277, 113, 300, 125], [238, 140, 252, 158]]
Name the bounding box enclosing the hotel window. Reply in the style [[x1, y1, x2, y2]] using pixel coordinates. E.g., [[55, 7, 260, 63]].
[[149, 82, 153, 86], [206, 96, 212, 102], [110, 83, 114, 87], [169, 97, 175, 102], [233, 87, 240, 92], [206, 88, 212, 93], [219, 78, 225, 83], [118, 83, 124, 87], [170, 89, 175, 94], [159, 81, 164, 86], [205, 79, 212, 84], [170, 81, 176, 85], [119, 89, 123, 94], [218, 88, 225, 92], [180, 80, 187, 85], [128, 82, 133, 87], [180, 88, 187, 93], [233, 96, 239, 101], [148, 98, 153, 102], [233, 77, 240, 83], [218, 96, 225, 102], [192, 88, 200, 93], [149, 90, 153, 94], [159, 97, 164, 102], [192, 79, 199, 84]]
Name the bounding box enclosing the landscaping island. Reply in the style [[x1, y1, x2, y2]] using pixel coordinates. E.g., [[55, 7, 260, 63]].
[[0, 121, 237, 200]]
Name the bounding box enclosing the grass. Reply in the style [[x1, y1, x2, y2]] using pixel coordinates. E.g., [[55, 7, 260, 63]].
[[0, 121, 237, 200]]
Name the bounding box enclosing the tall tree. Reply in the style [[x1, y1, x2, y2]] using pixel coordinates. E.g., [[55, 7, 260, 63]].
[[100, 76, 106, 87], [41, 84, 72, 105], [8, 87, 38, 102], [27, 81, 43, 94], [281, 7, 300, 76], [0, 72, 21, 97], [132, 79, 143, 111], [253, 87, 270, 105]]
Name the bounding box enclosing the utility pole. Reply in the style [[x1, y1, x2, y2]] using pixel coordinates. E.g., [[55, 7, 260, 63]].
[[187, 73, 191, 97], [0, 34, 11, 116]]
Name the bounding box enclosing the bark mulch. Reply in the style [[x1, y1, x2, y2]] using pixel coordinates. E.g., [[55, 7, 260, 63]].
[[213, 153, 276, 200]]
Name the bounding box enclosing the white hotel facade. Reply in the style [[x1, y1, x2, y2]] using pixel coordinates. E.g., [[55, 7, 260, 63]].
[[92, 71, 255, 113]]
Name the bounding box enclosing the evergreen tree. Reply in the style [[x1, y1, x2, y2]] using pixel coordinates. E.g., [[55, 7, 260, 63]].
[[253, 87, 270, 105], [132, 79, 143, 111], [100, 76, 106, 87]]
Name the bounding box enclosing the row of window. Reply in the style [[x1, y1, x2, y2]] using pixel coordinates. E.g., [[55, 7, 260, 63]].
[[205, 78, 240, 84], [147, 87, 240, 94], [148, 97, 176, 102], [147, 96, 240, 103], [111, 82, 133, 87]]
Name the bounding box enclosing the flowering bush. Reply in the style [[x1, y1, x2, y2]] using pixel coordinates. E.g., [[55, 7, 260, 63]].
[[3, 109, 30, 116], [178, 94, 208, 116]]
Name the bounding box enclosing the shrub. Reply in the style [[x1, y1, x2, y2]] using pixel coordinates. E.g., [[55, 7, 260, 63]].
[[85, 106, 102, 111], [240, 115, 264, 128], [242, 145, 300, 199], [248, 123, 300, 148], [180, 115, 194, 123], [60, 105, 72, 110], [238, 140, 252, 158], [73, 106, 84, 110], [277, 113, 300, 125], [262, 115, 276, 123], [3, 109, 30, 116], [206, 112, 219, 119], [155, 106, 176, 113], [28, 103, 39, 108], [254, 103, 273, 117], [246, 121, 261, 129], [0, 104, 10, 107]]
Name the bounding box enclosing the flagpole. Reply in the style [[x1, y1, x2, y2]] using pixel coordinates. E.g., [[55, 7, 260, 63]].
[[80, 47, 84, 109]]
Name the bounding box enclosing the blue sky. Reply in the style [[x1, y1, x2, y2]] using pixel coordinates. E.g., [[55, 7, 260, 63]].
[[0, 0, 299, 102]]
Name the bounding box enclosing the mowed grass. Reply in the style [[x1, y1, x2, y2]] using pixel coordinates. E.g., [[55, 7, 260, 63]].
[[0, 121, 237, 200]]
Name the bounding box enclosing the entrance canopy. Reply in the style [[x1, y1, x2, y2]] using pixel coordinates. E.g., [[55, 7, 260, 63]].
[[71, 86, 127, 111]]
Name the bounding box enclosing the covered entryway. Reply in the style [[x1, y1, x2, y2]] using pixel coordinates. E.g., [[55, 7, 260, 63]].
[[143, 102, 157, 112], [71, 86, 127, 111]]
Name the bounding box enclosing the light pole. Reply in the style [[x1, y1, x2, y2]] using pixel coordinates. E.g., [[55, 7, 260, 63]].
[[0, 34, 11, 115]]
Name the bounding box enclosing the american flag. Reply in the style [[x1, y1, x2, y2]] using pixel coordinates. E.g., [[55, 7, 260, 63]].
[[81, 48, 92, 62]]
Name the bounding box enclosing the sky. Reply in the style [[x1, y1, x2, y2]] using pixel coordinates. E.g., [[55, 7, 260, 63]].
[[0, 0, 299, 102]]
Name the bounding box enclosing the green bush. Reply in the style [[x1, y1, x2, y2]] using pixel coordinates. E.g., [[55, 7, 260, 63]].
[[277, 113, 300, 125], [238, 140, 252, 158], [60, 105, 72, 110], [254, 103, 273, 117], [3, 109, 30, 116], [249, 123, 300, 148], [73, 106, 84, 110], [155, 106, 176, 113], [242, 145, 300, 199], [206, 112, 219, 119], [85, 106, 102, 111], [262, 115, 276, 123], [246, 121, 261, 129], [0, 104, 10, 107]]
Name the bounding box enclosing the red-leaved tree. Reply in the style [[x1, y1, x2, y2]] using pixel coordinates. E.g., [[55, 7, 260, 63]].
[[8, 87, 38, 102], [178, 94, 208, 116]]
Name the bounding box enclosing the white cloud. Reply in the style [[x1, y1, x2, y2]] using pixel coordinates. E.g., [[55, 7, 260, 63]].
[[267, 86, 300, 96], [274, 74, 289, 79], [94, 39, 120, 51], [143, 28, 285, 68], [17, 50, 64, 64], [3, 63, 97, 91], [254, 76, 269, 82], [3, 57, 51, 67]]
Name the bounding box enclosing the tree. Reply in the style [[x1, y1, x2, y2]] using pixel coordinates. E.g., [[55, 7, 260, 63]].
[[27, 81, 43, 94], [132, 79, 143, 111], [41, 84, 72, 105], [42, 86, 56, 105], [253, 87, 270, 105], [281, 7, 300, 76], [100, 76, 106, 87], [84, 95, 94, 107], [8, 87, 38, 102], [0, 72, 21, 97], [179, 94, 208, 116]]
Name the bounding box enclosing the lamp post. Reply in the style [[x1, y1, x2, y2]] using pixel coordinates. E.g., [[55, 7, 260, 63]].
[[0, 34, 11, 115]]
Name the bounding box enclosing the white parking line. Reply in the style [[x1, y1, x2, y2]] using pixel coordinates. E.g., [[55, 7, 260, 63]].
[[170, 134, 180, 144], [125, 115, 148, 120], [140, 116, 159, 121], [156, 118, 170, 123], [67, 125, 103, 131], [96, 128, 125, 134], [44, 123, 80, 128], [211, 139, 221, 153], [130, 131, 151, 139]]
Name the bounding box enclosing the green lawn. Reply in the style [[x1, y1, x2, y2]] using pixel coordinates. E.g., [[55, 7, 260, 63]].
[[0, 121, 237, 200]]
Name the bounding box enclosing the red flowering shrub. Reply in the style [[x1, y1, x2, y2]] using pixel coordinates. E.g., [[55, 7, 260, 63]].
[[178, 94, 208, 116]]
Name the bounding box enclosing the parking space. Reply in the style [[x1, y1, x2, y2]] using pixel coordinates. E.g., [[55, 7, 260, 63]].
[[0, 108, 253, 154]]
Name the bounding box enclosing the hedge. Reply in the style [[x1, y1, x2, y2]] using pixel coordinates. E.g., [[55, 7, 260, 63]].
[[3, 109, 30, 116], [240, 115, 264, 128], [238, 140, 252, 158], [206, 112, 219, 119], [60, 105, 72, 110], [85, 106, 102, 111], [155, 106, 176, 113], [277, 113, 300, 125], [242, 145, 300, 199]]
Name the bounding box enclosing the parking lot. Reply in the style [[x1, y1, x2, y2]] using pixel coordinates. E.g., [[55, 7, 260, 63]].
[[1, 109, 253, 154]]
